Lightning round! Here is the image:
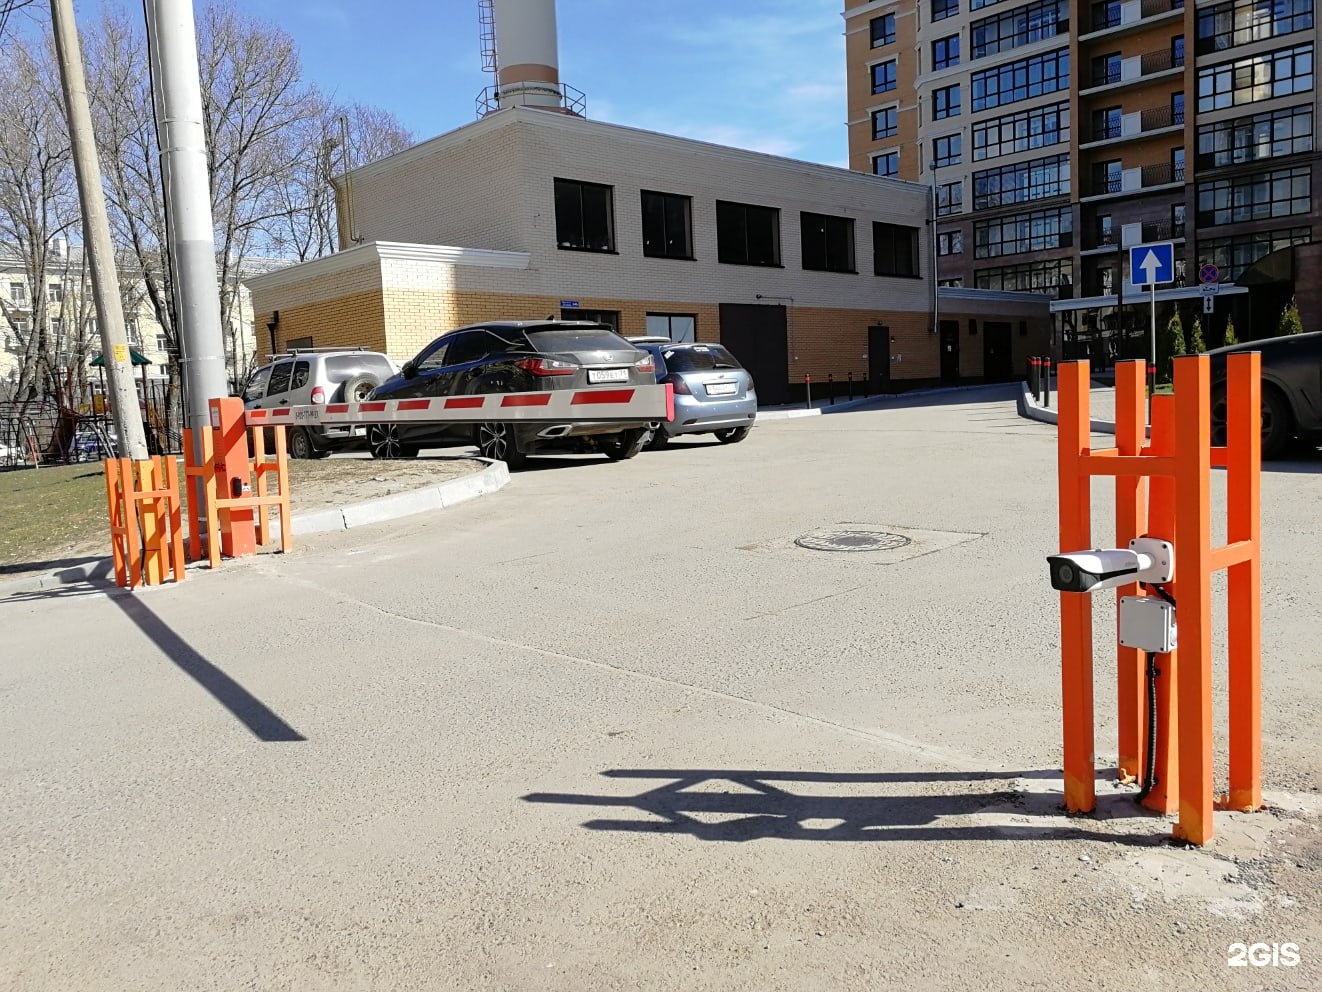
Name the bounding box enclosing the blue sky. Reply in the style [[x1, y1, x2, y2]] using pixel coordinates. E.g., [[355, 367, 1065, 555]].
[[85, 0, 850, 166]]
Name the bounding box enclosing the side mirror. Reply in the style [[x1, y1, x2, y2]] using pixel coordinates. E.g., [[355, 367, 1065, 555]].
[[402, 361, 417, 379]]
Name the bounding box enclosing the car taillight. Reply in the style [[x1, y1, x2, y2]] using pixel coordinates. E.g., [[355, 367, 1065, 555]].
[[311, 386, 326, 404], [515, 357, 577, 376], [664, 374, 692, 395], [634, 354, 655, 374]]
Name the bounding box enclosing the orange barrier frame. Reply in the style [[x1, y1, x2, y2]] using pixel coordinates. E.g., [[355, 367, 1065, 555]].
[[103, 456, 187, 589], [182, 420, 292, 568], [1056, 354, 1262, 845]]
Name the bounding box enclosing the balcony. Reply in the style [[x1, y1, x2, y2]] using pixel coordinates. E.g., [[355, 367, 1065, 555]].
[[1082, 47, 1185, 94], [1080, 103, 1185, 147], [1141, 220, 1186, 242], [1141, 161, 1185, 188], [1140, 104, 1184, 131], [1081, 161, 1185, 200], [1081, 0, 1184, 43]]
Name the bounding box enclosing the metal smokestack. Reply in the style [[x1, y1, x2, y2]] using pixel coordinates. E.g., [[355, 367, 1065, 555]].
[[492, 0, 566, 111]]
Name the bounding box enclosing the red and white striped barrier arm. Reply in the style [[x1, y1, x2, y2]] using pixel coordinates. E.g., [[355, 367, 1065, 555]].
[[245, 384, 674, 427]]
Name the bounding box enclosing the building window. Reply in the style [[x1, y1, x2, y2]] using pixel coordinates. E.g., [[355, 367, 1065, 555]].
[[1196, 103, 1313, 167], [1199, 225, 1311, 280], [1092, 105, 1123, 140], [872, 59, 898, 94], [937, 180, 964, 216], [1092, 159, 1123, 195], [1196, 0, 1314, 56], [156, 334, 170, 352], [1196, 44, 1315, 112], [125, 319, 141, 347], [1092, 52, 1122, 86], [933, 133, 963, 167], [562, 308, 620, 330], [13, 318, 28, 336], [1173, 35, 1186, 67], [716, 200, 781, 267], [800, 213, 857, 273], [1172, 146, 1186, 181], [874, 222, 921, 277], [871, 13, 896, 47], [1196, 166, 1312, 226], [645, 313, 696, 343], [1172, 91, 1186, 124], [937, 229, 964, 255], [640, 190, 693, 260], [1173, 204, 1186, 237], [47, 283, 63, 304], [553, 177, 615, 252], [933, 0, 960, 21], [934, 84, 962, 119], [49, 317, 62, 335], [974, 205, 1072, 258], [971, 0, 1069, 60], [872, 106, 898, 140], [972, 153, 1070, 209], [873, 151, 900, 177], [974, 258, 1073, 292], [1096, 214, 1115, 247], [972, 101, 1070, 160], [8, 282, 24, 304], [971, 48, 1070, 111], [938, 277, 966, 287], [933, 34, 960, 70], [1092, 0, 1123, 31]]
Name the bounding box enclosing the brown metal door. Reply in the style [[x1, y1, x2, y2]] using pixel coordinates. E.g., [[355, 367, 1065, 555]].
[[719, 303, 789, 405]]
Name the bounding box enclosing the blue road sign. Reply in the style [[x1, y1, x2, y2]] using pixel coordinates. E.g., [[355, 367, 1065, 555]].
[[1129, 242, 1175, 289], [559, 300, 580, 308]]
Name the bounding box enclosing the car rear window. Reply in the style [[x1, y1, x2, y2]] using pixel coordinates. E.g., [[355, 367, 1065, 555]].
[[660, 344, 741, 373], [325, 355, 395, 380], [527, 326, 630, 353]]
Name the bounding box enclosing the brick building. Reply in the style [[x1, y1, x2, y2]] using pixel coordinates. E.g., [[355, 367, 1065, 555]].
[[246, 107, 1050, 404]]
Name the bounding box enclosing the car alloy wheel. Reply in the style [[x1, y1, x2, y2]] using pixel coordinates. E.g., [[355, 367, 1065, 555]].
[[476, 422, 527, 467], [714, 426, 752, 445], [369, 424, 405, 459]]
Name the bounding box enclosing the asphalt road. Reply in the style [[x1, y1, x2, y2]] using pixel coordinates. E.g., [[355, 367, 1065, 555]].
[[3, 385, 1319, 991]]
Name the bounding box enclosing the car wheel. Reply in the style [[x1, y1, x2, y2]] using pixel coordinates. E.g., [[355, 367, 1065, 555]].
[[288, 427, 316, 460], [341, 374, 380, 404], [475, 421, 528, 469], [647, 429, 670, 451], [368, 424, 418, 459], [714, 426, 752, 445], [1261, 386, 1294, 459], [600, 427, 650, 461]]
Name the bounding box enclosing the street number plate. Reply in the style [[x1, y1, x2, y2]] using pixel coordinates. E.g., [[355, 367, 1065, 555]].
[[588, 368, 629, 383]]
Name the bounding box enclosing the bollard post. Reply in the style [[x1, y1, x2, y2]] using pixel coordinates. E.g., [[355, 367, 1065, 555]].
[[1043, 357, 1053, 408], [828, 372, 835, 406], [208, 397, 256, 559], [804, 373, 812, 410], [847, 371, 854, 400]]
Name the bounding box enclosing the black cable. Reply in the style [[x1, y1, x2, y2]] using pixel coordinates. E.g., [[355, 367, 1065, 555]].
[[1135, 582, 1176, 804]]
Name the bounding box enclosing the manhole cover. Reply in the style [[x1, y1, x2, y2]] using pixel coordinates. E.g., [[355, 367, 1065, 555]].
[[794, 529, 912, 553]]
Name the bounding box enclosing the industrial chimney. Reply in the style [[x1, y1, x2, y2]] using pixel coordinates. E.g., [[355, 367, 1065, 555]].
[[476, 0, 585, 117]]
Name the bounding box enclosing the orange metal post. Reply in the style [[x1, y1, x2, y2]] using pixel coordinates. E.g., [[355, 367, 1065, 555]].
[[137, 458, 165, 585], [209, 397, 256, 558], [104, 459, 127, 587], [1226, 352, 1263, 811], [119, 457, 141, 589], [1142, 395, 1180, 814], [164, 454, 186, 584], [1057, 361, 1095, 813], [251, 424, 271, 547], [274, 425, 292, 554], [1113, 360, 1148, 784], [1172, 355, 1215, 845]]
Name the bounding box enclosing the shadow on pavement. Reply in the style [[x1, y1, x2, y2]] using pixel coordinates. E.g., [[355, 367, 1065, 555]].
[[0, 554, 109, 578], [524, 768, 1167, 844]]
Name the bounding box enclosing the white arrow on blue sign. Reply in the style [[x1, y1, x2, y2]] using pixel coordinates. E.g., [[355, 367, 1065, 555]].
[[1128, 242, 1175, 289]]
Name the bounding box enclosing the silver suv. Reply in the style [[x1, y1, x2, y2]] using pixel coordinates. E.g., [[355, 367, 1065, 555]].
[[241, 348, 399, 458]]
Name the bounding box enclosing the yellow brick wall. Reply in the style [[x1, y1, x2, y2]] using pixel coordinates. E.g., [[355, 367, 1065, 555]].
[[250, 262, 384, 361]]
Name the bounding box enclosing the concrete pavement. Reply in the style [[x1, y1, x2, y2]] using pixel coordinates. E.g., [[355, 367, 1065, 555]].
[[2, 391, 1319, 990]]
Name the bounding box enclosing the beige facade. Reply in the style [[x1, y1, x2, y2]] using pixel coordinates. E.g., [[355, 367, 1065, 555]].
[[249, 108, 1051, 401]]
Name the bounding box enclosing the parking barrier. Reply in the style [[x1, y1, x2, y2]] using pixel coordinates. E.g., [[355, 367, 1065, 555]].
[[828, 372, 835, 406], [183, 397, 292, 568], [1055, 354, 1262, 845], [803, 374, 812, 410], [104, 455, 187, 589]]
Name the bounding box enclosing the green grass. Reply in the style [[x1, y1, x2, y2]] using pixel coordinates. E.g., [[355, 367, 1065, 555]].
[[0, 464, 111, 572]]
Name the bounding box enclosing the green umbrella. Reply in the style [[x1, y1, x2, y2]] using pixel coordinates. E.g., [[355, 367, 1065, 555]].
[[89, 348, 152, 367]]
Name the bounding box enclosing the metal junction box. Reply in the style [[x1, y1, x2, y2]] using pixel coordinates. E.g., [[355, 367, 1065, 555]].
[[1118, 596, 1177, 654]]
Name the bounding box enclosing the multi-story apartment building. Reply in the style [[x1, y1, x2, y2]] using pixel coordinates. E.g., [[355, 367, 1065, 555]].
[[845, 0, 1319, 357]]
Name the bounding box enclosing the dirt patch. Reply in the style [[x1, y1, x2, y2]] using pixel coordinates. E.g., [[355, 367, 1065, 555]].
[[0, 455, 486, 579]]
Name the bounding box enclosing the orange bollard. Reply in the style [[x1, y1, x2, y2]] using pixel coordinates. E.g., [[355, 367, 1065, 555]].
[[1056, 361, 1095, 813], [1172, 355, 1214, 845], [1113, 361, 1148, 785], [209, 397, 256, 559], [1226, 352, 1262, 811], [1141, 395, 1179, 815]]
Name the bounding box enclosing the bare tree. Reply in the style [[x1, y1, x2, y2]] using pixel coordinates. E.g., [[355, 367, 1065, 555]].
[[0, 39, 80, 411]]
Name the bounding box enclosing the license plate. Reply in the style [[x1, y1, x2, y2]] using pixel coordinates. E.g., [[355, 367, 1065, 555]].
[[705, 382, 737, 396], [588, 368, 629, 383]]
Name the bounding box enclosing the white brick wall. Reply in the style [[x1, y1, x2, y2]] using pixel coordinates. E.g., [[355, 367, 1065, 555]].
[[343, 108, 935, 313]]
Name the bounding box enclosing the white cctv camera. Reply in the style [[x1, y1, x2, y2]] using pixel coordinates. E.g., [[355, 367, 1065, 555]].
[[1047, 538, 1174, 593]]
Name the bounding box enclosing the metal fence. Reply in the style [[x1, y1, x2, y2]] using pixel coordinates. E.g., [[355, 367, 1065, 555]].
[[0, 383, 182, 470]]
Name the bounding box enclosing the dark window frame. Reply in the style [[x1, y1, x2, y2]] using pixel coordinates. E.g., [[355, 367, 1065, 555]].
[[971, 48, 1070, 112], [973, 205, 1072, 259], [716, 200, 783, 267], [553, 177, 617, 253], [972, 152, 1070, 209], [872, 59, 899, 94], [974, 258, 1073, 292], [972, 101, 1070, 160], [1196, 43, 1315, 113], [873, 222, 921, 278], [1195, 103, 1313, 167], [937, 180, 964, 216], [971, 0, 1069, 60], [1196, 0, 1314, 56], [933, 133, 963, 167], [872, 105, 899, 140], [933, 34, 961, 70], [934, 84, 962, 119], [800, 212, 858, 274], [871, 12, 897, 47], [873, 151, 901, 176], [1196, 165, 1312, 226], [640, 189, 695, 261], [933, 0, 961, 22]]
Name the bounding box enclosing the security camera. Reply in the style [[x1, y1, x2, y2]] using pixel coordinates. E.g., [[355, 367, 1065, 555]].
[[1047, 538, 1174, 593]]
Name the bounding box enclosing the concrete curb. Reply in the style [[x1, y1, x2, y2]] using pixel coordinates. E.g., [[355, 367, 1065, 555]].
[[756, 408, 823, 422], [0, 459, 511, 598], [1018, 382, 1120, 434]]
